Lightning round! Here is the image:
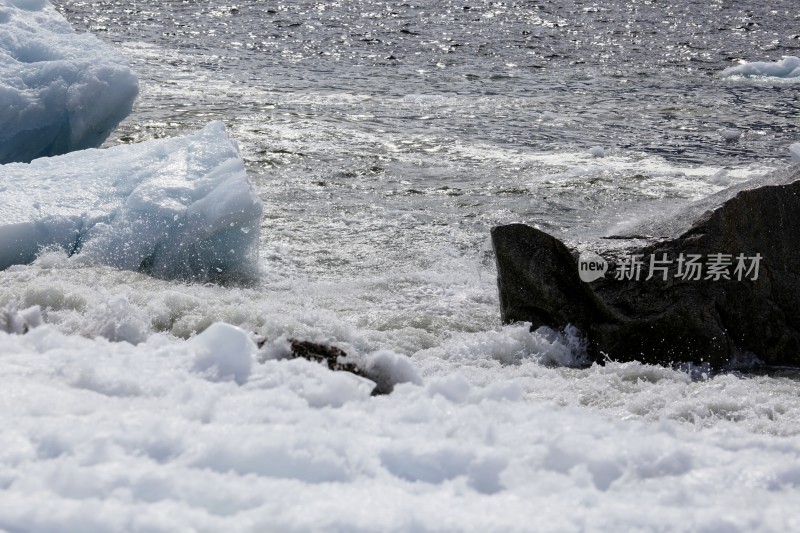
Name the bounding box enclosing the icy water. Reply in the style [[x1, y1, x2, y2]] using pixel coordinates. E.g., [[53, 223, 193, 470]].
[[26, 0, 800, 429], [1, 1, 800, 530], [46, 0, 799, 332]]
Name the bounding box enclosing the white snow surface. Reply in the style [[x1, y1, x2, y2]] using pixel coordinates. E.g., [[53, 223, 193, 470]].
[[721, 56, 800, 79], [1, 322, 800, 532], [0, 121, 263, 280], [0, 0, 139, 163]]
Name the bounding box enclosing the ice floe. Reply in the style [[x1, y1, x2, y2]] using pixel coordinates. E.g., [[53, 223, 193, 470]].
[[0, 0, 139, 164], [721, 56, 800, 79], [0, 122, 263, 281]]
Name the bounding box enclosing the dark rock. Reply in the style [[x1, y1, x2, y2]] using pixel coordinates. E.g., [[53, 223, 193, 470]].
[[285, 339, 367, 377], [491, 166, 800, 367], [256, 337, 397, 395]]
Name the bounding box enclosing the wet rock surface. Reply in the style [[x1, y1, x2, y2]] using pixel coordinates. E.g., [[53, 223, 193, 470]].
[[284, 339, 369, 379], [492, 166, 800, 367]]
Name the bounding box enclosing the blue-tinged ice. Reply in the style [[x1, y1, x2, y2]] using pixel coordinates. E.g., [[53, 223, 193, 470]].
[[0, 122, 263, 281], [721, 56, 800, 79], [791, 143, 800, 163], [0, 0, 138, 164]]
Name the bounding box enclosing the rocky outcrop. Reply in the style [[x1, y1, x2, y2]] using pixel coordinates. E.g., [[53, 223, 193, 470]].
[[492, 166, 800, 367]]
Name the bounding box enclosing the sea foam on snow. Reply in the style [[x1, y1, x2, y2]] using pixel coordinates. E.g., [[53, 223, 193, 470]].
[[0, 0, 139, 164], [0, 121, 263, 280], [0, 323, 799, 531]]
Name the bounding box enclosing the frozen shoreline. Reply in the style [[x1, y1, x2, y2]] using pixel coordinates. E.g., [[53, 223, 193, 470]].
[[1, 323, 800, 531]]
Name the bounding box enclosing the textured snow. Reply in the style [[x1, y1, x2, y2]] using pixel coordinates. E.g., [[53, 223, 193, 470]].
[[0, 122, 263, 280], [721, 56, 800, 79], [0, 0, 138, 163], [0, 322, 799, 532]]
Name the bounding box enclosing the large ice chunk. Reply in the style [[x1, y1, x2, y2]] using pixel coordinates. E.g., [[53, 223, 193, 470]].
[[0, 0, 139, 164], [720, 56, 800, 79], [0, 122, 263, 281]]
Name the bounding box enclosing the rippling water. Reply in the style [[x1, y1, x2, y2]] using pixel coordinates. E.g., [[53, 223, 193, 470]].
[[62, 0, 800, 159], [58, 0, 799, 245], [2, 0, 795, 433]]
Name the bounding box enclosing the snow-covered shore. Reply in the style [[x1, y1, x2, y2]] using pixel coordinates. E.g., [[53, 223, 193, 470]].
[[1, 322, 800, 532]]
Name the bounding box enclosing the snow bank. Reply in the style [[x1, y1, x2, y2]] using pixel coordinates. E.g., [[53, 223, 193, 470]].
[[0, 0, 139, 164], [0, 324, 799, 531], [0, 122, 263, 280], [721, 56, 800, 79]]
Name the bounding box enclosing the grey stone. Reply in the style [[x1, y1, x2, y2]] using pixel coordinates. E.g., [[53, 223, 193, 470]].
[[491, 166, 800, 367]]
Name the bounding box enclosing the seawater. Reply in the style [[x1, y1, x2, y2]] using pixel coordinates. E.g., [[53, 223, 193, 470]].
[[3, 0, 797, 434]]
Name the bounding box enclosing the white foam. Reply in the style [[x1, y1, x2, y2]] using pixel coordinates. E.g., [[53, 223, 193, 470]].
[[0, 304, 41, 333], [0, 324, 798, 530], [362, 348, 423, 394], [0, 0, 139, 163]]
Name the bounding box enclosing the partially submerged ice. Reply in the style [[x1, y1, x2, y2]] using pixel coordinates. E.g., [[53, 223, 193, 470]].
[[0, 0, 139, 164], [720, 56, 800, 79], [0, 121, 263, 281]]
